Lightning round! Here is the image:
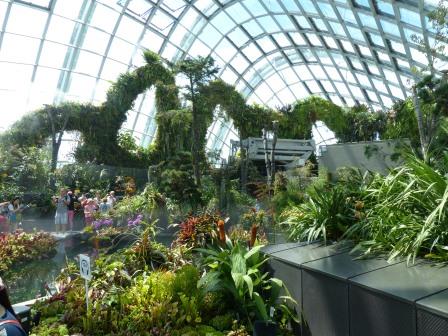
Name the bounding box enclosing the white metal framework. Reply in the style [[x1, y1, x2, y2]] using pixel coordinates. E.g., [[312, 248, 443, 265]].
[[0, 0, 444, 159]]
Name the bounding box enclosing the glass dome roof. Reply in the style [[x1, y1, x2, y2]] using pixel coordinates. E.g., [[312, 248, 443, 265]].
[[0, 0, 445, 160]]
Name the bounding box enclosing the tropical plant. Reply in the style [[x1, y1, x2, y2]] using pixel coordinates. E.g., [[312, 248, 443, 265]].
[[197, 242, 298, 329], [281, 185, 355, 243], [346, 155, 448, 262], [0, 231, 57, 274]]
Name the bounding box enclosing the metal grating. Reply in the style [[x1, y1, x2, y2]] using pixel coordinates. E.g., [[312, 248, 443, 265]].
[[417, 309, 448, 336], [302, 269, 349, 336], [349, 284, 415, 336]]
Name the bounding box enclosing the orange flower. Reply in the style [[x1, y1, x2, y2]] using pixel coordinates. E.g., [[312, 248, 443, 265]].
[[217, 219, 226, 242], [250, 224, 258, 248]]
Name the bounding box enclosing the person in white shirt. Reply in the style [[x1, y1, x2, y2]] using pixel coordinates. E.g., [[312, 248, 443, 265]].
[[106, 191, 116, 207]]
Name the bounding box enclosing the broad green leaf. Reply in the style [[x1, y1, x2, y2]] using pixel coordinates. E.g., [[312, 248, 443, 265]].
[[243, 274, 253, 298]]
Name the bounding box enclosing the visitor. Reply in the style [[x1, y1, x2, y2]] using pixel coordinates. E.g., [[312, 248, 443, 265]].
[[83, 199, 96, 226], [53, 188, 69, 233], [106, 191, 116, 207], [0, 277, 26, 336], [67, 190, 78, 231], [0, 201, 8, 233], [94, 192, 102, 210], [7, 198, 22, 233], [99, 198, 111, 214]]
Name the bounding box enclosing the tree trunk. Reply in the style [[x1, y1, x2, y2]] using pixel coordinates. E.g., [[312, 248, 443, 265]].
[[239, 132, 247, 193], [190, 81, 201, 188], [262, 128, 271, 191], [412, 86, 428, 162]]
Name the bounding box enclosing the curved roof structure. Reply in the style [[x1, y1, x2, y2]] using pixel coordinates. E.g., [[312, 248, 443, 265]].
[[0, 0, 444, 160]]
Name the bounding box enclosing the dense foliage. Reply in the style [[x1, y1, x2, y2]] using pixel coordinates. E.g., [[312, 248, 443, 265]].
[[29, 209, 297, 336], [0, 231, 57, 274]]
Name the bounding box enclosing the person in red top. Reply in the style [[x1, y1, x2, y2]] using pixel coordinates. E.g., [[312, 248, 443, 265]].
[[83, 199, 96, 226]]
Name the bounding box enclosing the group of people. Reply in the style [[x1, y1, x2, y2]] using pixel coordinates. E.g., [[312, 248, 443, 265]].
[[0, 198, 25, 234], [53, 189, 117, 232]]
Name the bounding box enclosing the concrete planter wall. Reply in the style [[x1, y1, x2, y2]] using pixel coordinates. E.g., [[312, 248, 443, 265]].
[[264, 242, 448, 336]]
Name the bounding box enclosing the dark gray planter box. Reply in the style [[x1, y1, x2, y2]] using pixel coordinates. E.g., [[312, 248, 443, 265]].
[[264, 242, 350, 335], [349, 261, 448, 336], [301, 252, 400, 336], [265, 242, 448, 336], [416, 289, 448, 336]]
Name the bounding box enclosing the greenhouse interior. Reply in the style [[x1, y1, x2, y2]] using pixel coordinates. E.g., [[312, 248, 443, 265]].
[[1, 0, 448, 335]]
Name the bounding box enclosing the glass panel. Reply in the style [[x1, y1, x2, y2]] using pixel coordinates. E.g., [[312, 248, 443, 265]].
[[228, 27, 249, 46], [108, 38, 135, 63], [257, 36, 276, 52], [312, 18, 328, 31], [39, 41, 69, 68], [257, 15, 279, 33], [366, 90, 379, 102], [199, 24, 222, 48], [0, 33, 39, 63], [410, 48, 428, 65], [376, 0, 394, 15], [83, 27, 110, 54], [90, 3, 119, 31], [389, 40, 406, 54], [354, 0, 369, 8], [306, 80, 321, 93], [347, 26, 365, 42], [381, 19, 400, 36], [150, 9, 174, 32], [358, 12, 378, 29], [325, 66, 342, 80], [294, 15, 311, 29], [317, 2, 337, 19], [115, 15, 144, 44], [275, 15, 295, 30], [358, 45, 372, 57], [283, 0, 300, 12], [334, 81, 350, 96], [309, 64, 326, 79], [273, 33, 291, 47], [0, 63, 32, 89], [329, 21, 346, 37], [74, 50, 103, 76], [372, 78, 388, 93], [215, 38, 237, 60], [380, 95, 393, 107], [7, 3, 48, 38], [323, 36, 338, 49], [290, 32, 306, 45], [307, 33, 322, 46], [367, 63, 380, 75], [376, 50, 391, 63], [294, 65, 312, 80], [68, 73, 96, 98], [242, 0, 268, 16], [262, 0, 283, 13], [300, 0, 318, 14], [301, 49, 317, 62], [389, 85, 405, 100], [101, 58, 128, 81], [399, 7, 421, 27], [54, 0, 84, 19], [337, 6, 356, 24], [211, 11, 234, 34], [340, 39, 355, 53], [230, 53, 249, 72], [243, 20, 263, 37], [140, 29, 164, 52], [368, 32, 385, 47], [321, 80, 335, 92], [226, 2, 251, 23]]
